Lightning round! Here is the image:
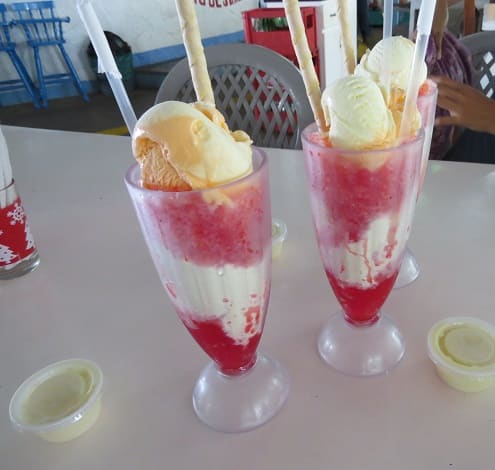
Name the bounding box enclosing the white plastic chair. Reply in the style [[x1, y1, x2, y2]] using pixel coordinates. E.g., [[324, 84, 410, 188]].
[[460, 30, 495, 97], [155, 43, 314, 149]]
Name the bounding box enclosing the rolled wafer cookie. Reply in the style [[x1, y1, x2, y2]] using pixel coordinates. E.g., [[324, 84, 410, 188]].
[[283, 0, 329, 134], [337, 0, 356, 75], [174, 0, 215, 106]]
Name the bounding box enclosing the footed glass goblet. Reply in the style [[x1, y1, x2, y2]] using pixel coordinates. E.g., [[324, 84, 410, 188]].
[[395, 80, 438, 288], [302, 125, 425, 376], [125, 148, 289, 432]]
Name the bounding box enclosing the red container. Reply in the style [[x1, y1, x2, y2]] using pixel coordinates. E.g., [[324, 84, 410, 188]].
[[242, 8, 317, 59]]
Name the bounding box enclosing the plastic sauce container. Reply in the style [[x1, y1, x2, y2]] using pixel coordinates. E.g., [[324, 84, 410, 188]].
[[427, 317, 495, 392], [272, 218, 287, 260], [9, 359, 103, 442]]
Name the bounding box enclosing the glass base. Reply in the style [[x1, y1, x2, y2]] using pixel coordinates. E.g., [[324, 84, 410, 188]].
[[317, 312, 405, 377], [0, 250, 40, 280], [192, 353, 290, 433], [394, 247, 419, 289]]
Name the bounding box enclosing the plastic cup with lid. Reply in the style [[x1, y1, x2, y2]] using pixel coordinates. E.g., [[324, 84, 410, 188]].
[[9, 358, 103, 442], [427, 317, 495, 393]]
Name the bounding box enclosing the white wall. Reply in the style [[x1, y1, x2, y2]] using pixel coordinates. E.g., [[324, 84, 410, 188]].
[[1, 0, 257, 94]]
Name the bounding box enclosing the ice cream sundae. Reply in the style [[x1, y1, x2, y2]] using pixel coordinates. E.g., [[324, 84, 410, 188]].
[[129, 88, 275, 376], [283, 0, 433, 375], [302, 95, 424, 324]]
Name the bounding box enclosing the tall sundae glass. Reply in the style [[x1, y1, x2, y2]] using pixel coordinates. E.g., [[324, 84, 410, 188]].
[[302, 125, 425, 376], [125, 148, 289, 432], [395, 79, 438, 288], [352, 34, 439, 289]]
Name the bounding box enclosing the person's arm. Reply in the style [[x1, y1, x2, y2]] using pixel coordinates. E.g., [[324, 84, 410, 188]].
[[431, 75, 495, 135]]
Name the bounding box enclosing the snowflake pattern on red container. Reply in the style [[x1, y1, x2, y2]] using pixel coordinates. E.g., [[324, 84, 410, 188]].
[[0, 197, 36, 267], [7, 201, 25, 225]]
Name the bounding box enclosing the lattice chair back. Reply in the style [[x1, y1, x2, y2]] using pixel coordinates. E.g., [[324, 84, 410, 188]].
[[155, 43, 313, 149], [461, 31, 495, 98], [9, 1, 66, 46]]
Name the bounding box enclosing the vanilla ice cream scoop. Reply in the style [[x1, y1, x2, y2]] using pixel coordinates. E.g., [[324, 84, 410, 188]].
[[321, 75, 396, 150], [355, 36, 427, 95], [132, 101, 252, 190]]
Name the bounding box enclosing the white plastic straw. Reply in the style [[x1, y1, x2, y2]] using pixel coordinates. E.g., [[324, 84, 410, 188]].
[[383, 0, 394, 39], [381, 0, 394, 104], [0, 126, 12, 186], [399, 0, 436, 138], [76, 0, 137, 134], [0, 126, 13, 208]]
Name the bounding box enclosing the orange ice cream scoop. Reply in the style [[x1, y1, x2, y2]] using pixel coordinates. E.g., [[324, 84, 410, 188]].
[[134, 137, 192, 191], [387, 87, 421, 137], [132, 101, 252, 191]]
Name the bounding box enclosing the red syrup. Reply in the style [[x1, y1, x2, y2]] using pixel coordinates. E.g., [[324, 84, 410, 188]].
[[315, 151, 408, 247], [327, 270, 399, 324], [179, 305, 263, 375], [319, 155, 408, 323], [145, 185, 269, 267]]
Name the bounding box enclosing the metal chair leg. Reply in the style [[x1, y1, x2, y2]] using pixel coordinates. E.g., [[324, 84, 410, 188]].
[[32, 46, 48, 108], [58, 44, 89, 102], [7, 49, 40, 108]]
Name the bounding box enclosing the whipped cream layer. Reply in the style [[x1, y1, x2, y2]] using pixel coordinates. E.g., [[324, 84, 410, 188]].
[[320, 211, 413, 288], [155, 248, 270, 346]]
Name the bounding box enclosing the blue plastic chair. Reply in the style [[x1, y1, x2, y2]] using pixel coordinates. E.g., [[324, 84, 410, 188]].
[[9, 1, 89, 107], [0, 3, 39, 107]]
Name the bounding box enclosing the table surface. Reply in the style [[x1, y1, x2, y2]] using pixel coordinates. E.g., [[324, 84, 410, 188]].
[[1, 126, 495, 470]]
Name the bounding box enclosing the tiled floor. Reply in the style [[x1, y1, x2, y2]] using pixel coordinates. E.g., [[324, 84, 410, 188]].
[[0, 87, 158, 135], [0, 52, 182, 135]]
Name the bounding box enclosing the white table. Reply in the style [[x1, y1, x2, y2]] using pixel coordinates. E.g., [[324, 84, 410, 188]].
[[1, 126, 495, 469]]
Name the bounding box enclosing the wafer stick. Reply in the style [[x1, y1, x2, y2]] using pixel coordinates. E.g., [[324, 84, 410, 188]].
[[283, 0, 329, 135], [174, 0, 215, 106], [337, 0, 355, 75]]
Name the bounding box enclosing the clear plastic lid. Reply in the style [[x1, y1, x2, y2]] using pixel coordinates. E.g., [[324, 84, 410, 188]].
[[427, 317, 495, 378], [9, 358, 103, 434]]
